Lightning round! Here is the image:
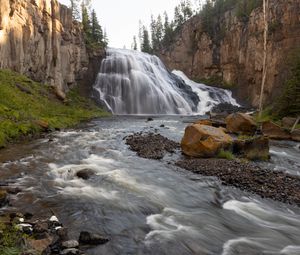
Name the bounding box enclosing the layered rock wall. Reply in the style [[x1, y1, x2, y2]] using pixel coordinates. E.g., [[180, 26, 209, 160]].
[[159, 0, 300, 106], [0, 0, 99, 98]]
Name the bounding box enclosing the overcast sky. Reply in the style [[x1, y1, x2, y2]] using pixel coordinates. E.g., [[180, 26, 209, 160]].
[[59, 0, 200, 49]]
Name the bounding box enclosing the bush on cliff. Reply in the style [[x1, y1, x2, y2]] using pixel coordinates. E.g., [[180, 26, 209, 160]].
[[0, 69, 109, 148]]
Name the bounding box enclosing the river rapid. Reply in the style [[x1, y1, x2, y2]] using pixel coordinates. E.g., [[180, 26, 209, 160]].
[[0, 116, 300, 255]]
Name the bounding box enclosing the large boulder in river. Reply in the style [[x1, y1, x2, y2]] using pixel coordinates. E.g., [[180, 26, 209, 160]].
[[181, 124, 233, 158], [233, 136, 270, 161], [262, 121, 291, 140], [225, 113, 257, 135]]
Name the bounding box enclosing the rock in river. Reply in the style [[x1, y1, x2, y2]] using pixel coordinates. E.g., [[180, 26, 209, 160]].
[[181, 124, 233, 157], [225, 112, 257, 135], [79, 231, 109, 246]]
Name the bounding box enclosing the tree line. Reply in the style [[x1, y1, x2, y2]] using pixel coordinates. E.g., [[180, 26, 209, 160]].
[[136, 0, 262, 53], [70, 0, 108, 49]]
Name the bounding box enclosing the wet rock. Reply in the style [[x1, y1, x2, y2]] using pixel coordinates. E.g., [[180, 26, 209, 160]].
[[160, 124, 165, 128], [60, 248, 80, 255], [17, 224, 33, 234], [76, 169, 96, 180], [176, 158, 300, 206], [0, 189, 8, 207], [79, 231, 109, 245], [211, 103, 247, 115], [5, 186, 22, 195], [56, 227, 69, 241], [225, 113, 257, 135], [147, 118, 154, 122], [262, 121, 291, 140], [233, 136, 270, 161], [181, 124, 233, 157], [126, 133, 179, 160], [33, 222, 49, 239], [62, 240, 79, 249]]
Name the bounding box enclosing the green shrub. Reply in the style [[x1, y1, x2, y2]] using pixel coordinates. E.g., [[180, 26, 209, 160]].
[[217, 149, 235, 160]]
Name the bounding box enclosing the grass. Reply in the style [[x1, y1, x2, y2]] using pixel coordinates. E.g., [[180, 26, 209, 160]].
[[217, 149, 235, 160], [0, 69, 109, 148], [0, 221, 22, 255]]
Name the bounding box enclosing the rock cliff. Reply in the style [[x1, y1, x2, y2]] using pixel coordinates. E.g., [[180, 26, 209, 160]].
[[159, 0, 300, 107], [0, 0, 103, 98]]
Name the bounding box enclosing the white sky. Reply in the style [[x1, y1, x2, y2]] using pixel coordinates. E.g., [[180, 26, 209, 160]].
[[59, 0, 200, 49]]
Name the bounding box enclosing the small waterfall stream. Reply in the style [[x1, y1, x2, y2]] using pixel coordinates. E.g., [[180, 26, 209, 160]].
[[93, 49, 239, 115]]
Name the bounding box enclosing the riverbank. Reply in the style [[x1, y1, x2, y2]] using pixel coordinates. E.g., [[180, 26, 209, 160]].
[[0, 69, 109, 149], [126, 132, 300, 206]]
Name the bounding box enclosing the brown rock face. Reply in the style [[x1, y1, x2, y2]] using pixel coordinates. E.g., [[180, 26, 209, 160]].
[[181, 124, 233, 157], [262, 121, 291, 140], [291, 129, 300, 142], [0, 0, 103, 97], [225, 113, 257, 135], [159, 0, 300, 107]]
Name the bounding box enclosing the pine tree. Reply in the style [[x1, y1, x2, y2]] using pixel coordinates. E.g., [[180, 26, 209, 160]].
[[162, 12, 174, 46], [91, 9, 104, 44], [81, 3, 92, 41], [141, 26, 152, 54], [70, 0, 80, 20], [132, 36, 138, 50]]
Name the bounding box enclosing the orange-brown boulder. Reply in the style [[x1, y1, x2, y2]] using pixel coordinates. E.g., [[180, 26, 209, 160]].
[[194, 119, 212, 126], [225, 113, 257, 135], [262, 121, 291, 140], [181, 124, 233, 157]]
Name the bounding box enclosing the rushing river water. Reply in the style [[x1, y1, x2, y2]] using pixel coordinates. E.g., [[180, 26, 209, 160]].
[[1, 116, 300, 255]]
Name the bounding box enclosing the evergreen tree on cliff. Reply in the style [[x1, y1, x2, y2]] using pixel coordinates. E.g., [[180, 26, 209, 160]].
[[141, 27, 152, 54], [132, 36, 138, 50], [91, 9, 104, 45], [70, 0, 80, 20], [81, 4, 92, 41]]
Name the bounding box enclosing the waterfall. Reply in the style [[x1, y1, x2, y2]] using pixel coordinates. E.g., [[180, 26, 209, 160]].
[[93, 48, 239, 115]]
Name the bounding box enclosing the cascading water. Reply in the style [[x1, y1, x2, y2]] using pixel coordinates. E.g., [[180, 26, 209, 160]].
[[93, 48, 239, 115]]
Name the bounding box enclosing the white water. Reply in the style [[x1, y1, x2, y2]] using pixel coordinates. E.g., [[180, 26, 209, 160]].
[[93, 48, 239, 115]]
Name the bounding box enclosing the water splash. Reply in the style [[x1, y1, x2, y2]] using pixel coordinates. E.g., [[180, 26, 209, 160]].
[[93, 48, 238, 115]]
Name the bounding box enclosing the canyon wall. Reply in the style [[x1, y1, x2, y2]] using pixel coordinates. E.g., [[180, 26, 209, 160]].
[[159, 0, 300, 106], [0, 0, 102, 99]]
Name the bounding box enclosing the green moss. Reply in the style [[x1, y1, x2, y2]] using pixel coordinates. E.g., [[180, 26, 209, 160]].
[[217, 149, 235, 160], [0, 69, 109, 147], [0, 222, 22, 254]]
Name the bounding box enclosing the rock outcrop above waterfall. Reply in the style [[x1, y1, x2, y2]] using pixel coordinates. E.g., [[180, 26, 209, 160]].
[[0, 0, 103, 98], [158, 0, 300, 107]]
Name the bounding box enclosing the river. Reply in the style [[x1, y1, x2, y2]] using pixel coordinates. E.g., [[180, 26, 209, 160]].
[[0, 116, 300, 255]]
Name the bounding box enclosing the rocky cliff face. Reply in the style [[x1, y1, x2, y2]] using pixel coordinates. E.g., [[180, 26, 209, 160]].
[[159, 0, 300, 107], [0, 0, 102, 99]]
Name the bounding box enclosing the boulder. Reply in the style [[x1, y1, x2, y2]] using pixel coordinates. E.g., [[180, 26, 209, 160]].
[[79, 231, 109, 246], [62, 240, 79, 249], [194, 119, 212, 126], [225, 113, 257, 135], [282, 117, 297, 128], [262, 121, 291, 140], [291, 129, 300, 142], [233, 136, 270, 161], [0, 189, 8, 207], [76, 169, 96, 180], [60, 248, 80, 255], [181, 124, 233, 158]]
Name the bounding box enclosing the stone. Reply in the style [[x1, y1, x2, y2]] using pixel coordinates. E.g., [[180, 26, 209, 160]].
[[79, 231, 109, 246], [60, 248, 80, 255], [225, 113, 257, 135], [28, 235, 53, 254], [76, 169, 96, 180], [0, 189, 8, 207], [62, 240, 79, 249], [291, 129, 300, 142], [147, 118, 154, 122], [262, 121, 291, 140], [194, 119, 212, 126], [181, 124, 233, 157], [233, 136, 270, 161], [5, 186, 22, 194], [282, 117, 297, 128], [56, 227, 69, 241]]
